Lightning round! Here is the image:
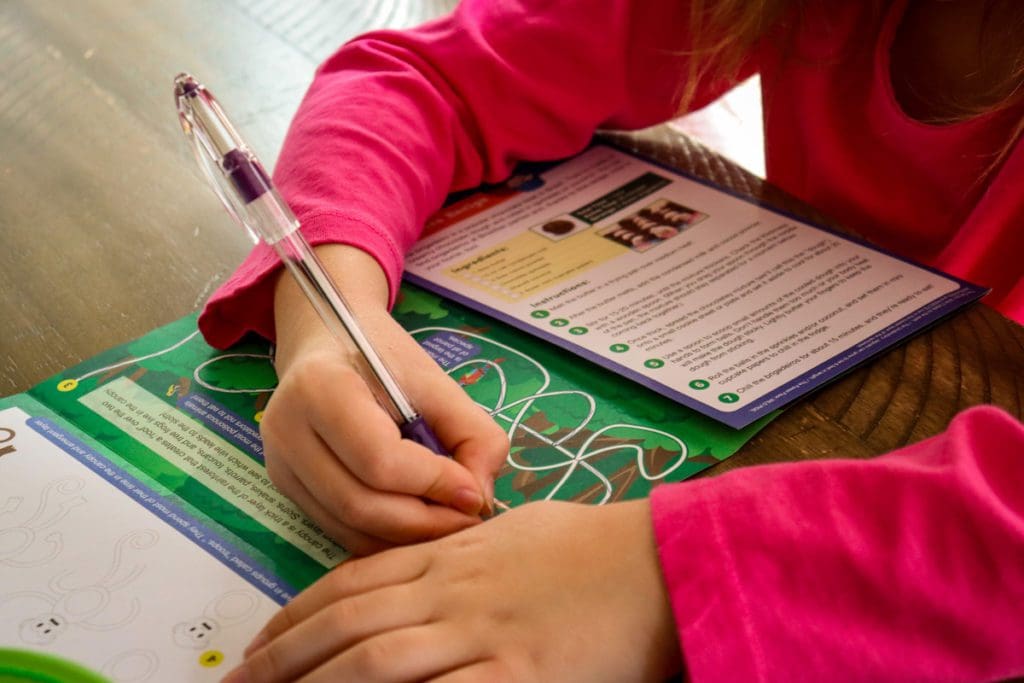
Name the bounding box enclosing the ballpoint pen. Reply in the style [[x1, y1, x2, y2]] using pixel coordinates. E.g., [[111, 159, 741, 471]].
[[173, 72, 448, 456]]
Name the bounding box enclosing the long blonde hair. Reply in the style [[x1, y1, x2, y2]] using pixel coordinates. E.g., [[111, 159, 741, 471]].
[[680, 0, 1024, 172], [676, 0, 791, 114]]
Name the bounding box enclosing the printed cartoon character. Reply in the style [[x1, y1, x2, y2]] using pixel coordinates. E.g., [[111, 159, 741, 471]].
[[165, 376, 192, 398], [173, 589, 261, 649], [457, 357, 506, 386], [1, 529, 159, 644], [0, 477, 85, 568]]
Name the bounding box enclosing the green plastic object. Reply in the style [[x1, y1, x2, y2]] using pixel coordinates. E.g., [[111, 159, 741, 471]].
[[0, 649, 109, 683]]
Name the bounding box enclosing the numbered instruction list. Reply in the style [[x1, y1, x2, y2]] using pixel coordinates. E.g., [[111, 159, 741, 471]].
[[405, 145, 985, 428]]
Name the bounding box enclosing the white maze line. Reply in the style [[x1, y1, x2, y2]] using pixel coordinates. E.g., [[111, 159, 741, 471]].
[[413, 327, 688, 503], [66, 323, 688, 503], [73, 330, 202, 381], [63, 327, 275, 397], [70, 329, 278, 397], [193, 353, 275, 394]]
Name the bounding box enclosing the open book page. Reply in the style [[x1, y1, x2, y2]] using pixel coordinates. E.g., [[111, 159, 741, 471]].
[[405, 144, 985, 428], [2, 285, 767, 679]]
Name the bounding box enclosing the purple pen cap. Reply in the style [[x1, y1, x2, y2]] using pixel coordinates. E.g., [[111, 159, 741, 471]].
[[400, 416, 448, 456], [174, 73, 272, 223]]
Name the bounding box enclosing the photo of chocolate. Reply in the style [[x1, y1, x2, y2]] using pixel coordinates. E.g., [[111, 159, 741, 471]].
[[529, 214, 588, 241], [596, 198, 704, 252]]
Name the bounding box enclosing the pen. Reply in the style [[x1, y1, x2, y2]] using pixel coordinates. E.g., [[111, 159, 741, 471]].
[[173, 72, 448, 456]]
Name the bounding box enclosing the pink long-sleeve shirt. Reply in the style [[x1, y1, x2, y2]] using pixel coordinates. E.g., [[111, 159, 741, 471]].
[[199, 0, 1024, 678]]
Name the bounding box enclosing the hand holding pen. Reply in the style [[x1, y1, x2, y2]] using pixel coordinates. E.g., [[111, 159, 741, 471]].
[[175, 74, 507, 554]]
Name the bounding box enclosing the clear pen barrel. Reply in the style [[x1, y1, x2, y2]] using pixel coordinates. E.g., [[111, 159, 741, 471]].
[[246, 192, 419, 425]]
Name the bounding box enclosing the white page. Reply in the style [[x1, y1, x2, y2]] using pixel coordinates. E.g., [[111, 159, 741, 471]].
[[0, 406, 278, 682], [405, 145, 982, 428]]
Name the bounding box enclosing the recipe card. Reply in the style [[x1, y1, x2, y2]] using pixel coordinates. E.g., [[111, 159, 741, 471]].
[[405, 143, 985, 428]]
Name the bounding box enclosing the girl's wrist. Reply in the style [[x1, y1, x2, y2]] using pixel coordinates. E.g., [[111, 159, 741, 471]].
[[272, 243, 391, 373]]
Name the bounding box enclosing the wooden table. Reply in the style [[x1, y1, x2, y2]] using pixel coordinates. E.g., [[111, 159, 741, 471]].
[[2, 0, 1022, 474]]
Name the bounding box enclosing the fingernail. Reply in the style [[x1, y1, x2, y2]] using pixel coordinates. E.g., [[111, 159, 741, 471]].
[[221, 665, 248, 683], [452, 487, 483, 515], [244, 630, 267, 656], [482, 480, 496, 517]]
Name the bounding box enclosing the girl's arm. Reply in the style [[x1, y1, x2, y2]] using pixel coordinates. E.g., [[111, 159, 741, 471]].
[[200, 0, 741, 347], [198, 0, 752, 552], [654, 404, 1024, 680]]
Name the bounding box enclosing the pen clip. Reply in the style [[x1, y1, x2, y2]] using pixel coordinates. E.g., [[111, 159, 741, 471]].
[[174, 73, 271, 245]]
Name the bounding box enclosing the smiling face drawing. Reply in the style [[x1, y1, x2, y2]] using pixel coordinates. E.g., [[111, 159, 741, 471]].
[[173, 618, 221, 649], [19, 613, 69, 645], [172, 590, 260, 650]]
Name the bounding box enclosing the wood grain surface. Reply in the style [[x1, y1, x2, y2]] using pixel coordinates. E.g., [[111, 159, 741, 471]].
[[605, 128, 1024, 471], [2, 0, 1021, 473]]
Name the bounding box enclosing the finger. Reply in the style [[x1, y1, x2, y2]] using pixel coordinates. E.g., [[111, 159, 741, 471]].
[[283, 420, 482, 544], [431, 660, 515, 683], [307, 382, 490, 514], [397, 344, 509, 512], [304, 622, 482, 683], [265, 380, 480, 543], [422, 377, 509, 508], [266, 421, 473, 548], [266, 457, 393, 556], [239, 583, 432, 683], [279, 327, 496, 515], [249, 546, 430, 653], [447, 422, 507, 515]]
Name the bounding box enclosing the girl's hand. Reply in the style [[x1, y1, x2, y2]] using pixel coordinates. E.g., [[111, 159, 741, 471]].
[[261, 245, 509, 555], [226, 499, 681, 683]]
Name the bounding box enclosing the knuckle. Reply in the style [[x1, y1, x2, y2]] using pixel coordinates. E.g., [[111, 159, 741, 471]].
[[349, 637, 393, 678], [483, 415, 509, 440], [257, 410, 282, 448], [326, 558, 361, 594], [263, 457, 288, 491], [287, 353, 328, 388], [273, 602, 299, 634], [331, 490, 361, 522], [359, 452, 395, 487], [423, 461, 449, 498], [244, 635, 286, 681], [489, 657, 521, 683], [491, 430, 511, 461], [324, 598, 358, 634], [332, 501, 377, 543]]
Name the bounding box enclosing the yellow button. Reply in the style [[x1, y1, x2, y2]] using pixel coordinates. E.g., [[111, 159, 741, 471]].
[[198, 651, 224, 668], [57, 379, 79, 392]]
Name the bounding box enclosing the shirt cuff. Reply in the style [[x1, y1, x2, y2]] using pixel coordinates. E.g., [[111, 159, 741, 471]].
[[198, 210, 405, 349]]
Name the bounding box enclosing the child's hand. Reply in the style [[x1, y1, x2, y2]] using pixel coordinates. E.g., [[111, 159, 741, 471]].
[[227, 500, 681, 683], [261, 245, 509, 555]]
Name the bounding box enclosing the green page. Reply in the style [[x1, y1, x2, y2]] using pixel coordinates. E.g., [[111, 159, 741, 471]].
[[0, 283, 769, 680], [19, 283, 770, 590]]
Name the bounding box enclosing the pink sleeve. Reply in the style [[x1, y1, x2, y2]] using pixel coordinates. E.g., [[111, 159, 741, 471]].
[[198, 0, 749, 348], [651, 405, 1024, 681]]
